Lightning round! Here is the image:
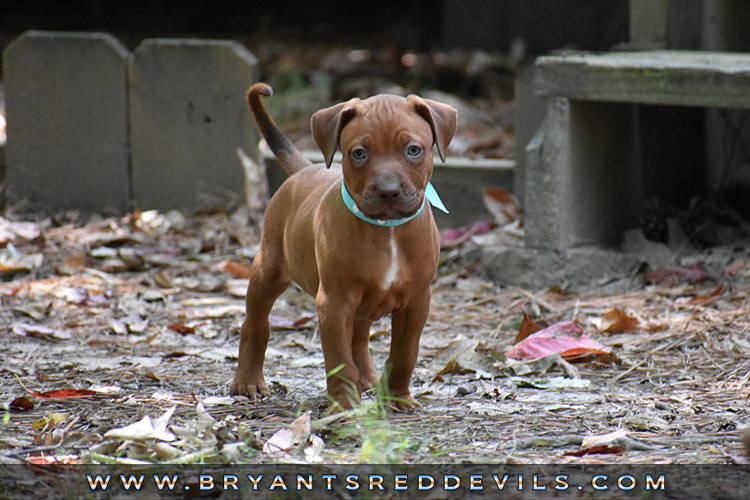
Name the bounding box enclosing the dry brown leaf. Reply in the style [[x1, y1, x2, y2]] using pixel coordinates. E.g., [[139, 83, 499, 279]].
[[601, 308, 640, 333], [513, 313, 543, 344]]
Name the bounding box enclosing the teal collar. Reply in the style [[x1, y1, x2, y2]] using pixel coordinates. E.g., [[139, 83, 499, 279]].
[[340, 181, 448, 227]]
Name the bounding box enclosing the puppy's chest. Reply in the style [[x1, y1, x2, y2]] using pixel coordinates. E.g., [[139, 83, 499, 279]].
[[355, 235, 426, 319]]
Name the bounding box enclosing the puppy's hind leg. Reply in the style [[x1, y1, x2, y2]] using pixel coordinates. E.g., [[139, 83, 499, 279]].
[[230, 248, 290, 399]]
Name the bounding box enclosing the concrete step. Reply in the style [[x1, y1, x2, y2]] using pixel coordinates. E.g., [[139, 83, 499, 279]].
[[535, 50, 750, 108]]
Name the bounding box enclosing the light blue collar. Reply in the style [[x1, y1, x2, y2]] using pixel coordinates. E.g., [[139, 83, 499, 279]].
[[340, 181, 448, 227]]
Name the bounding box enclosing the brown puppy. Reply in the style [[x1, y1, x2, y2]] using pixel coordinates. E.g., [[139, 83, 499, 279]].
[[230, 83, 457, 411]]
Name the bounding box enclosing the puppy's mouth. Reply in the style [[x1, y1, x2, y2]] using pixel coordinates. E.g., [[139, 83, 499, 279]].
[[360, 194, 422, 221], [368, 206, 420, 220]]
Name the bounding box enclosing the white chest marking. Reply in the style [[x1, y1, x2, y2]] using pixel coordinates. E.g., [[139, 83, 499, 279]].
[[382, 235, 399, 290]]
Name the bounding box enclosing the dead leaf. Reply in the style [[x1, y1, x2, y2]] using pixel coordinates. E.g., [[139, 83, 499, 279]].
[[103, 406, 176, 442], [10, 396, 34, 411], [601, 308, 640, 333], [56, 250, 88, 275], [220, 259, 252, 279], [270, 315, 315, 329], [644, 263, 710, 286], [581, 428, 628, 448], [169, 323, 196, 335], [32, 412, 70, 430], [506, 321, 612, 362], [689, 284, 725, 306], [263, 412, 313, 459], [440, 220, 495, 248], [0, 218, 41, 243], [11, 323, 72, 341], [565, 445, 626, 457], [513, 313, 543, 343], [31, 388, 97, 399], [482, 186, 521, 225]]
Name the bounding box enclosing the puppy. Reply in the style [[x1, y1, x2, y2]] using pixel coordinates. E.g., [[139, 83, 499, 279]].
[[230, 83, 457, 411]]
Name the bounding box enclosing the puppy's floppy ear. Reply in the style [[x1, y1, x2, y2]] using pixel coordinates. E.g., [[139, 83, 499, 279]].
[[311, 98, 361, 168], [407, 95, 458, 163]]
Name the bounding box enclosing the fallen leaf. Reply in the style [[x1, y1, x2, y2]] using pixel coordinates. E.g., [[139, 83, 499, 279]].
[[440, 221, 496, 248], [565, 445, 626, 457], [168, 323, 196, 335], [201, 396, 235, 406], [513, 313, 543, 343], [103, 406, 176, 442], [482, 186, 521, 225], [582, 428, 628, 448], [644, 263, 709, 286], [56, 250, 88, 275], [506, 321, 612, 362], [10, 396, 34, 411], [601, 308, 640, 333], [31, 388, 97, 399], [220, 259, 253, 279], [263, 412, 312, 457], [32, 412, 70, 430], [431, 338, 500, 378], [270, 315, 315, 329], [26, 455, 80, 466], [689, 284, 725, 306], [0, 218, 41, 243]]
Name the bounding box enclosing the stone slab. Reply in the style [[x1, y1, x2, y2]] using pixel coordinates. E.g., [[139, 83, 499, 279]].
[[130, 39, 259, 212], [479, 245, 642, 293], [535, 50, 750, 109], [3, 31, 130, 214]]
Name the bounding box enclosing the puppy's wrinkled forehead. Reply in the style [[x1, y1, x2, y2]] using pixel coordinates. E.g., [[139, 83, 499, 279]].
[[341, 95, 432, 143]]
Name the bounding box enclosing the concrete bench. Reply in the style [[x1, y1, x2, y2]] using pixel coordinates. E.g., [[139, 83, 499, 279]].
[[524, 50, 750, 251]]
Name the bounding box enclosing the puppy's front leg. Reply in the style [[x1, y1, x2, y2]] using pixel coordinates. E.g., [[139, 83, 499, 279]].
[[384, 288, 431, 410], [316, 290, 362, 411]]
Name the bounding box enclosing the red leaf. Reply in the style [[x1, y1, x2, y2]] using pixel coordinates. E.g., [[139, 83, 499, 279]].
[[689, 285, 725, 306], [565, 445, 626, 457], [10, 396, 34, 411], [644, 263, 709, 286], [440, 221, 496, 248], [506, 321, 612, 362], [31, 389, 97, 399]]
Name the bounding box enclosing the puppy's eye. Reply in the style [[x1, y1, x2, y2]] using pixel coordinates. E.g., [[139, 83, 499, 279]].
[[406, 145, 423, 158], [350, 147, 368, 162]]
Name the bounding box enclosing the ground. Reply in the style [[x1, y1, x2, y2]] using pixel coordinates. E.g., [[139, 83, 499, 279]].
[[1, 209, 749, 477]]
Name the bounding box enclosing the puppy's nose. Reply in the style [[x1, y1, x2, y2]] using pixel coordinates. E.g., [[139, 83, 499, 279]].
[[376, 182, 402, 202]]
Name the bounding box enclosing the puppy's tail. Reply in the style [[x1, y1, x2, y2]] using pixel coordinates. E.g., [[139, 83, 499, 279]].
[[246, 83, 311, 176]]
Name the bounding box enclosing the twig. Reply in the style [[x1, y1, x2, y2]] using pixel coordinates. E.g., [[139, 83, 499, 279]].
[[613, 359, 648, 382]]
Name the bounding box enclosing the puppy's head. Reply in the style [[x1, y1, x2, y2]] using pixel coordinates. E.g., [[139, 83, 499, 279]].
[[311, 94, 457, 221]]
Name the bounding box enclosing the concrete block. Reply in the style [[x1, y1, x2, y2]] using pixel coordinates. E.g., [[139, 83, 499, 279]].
[[525, 98, 639, 250], [514, 65, 548, 206], [130, 39, 259, 212], [534, 51, 750, 109], [3, 31, 130, 214]]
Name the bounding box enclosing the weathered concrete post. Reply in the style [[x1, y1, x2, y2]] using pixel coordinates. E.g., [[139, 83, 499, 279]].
[[3, 31, 130, 214], [129, 39, 259, 212]]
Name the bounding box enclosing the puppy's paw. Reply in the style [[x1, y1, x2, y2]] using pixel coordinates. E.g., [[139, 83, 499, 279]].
[[389, 394, 422, 412], [229, 378, 270, 400]]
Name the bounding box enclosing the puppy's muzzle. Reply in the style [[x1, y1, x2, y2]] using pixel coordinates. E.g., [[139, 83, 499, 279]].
[[362, 175, 421, 220]]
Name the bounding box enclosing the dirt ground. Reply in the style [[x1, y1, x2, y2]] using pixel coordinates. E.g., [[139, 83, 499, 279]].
[[2, 208, 749, 471]]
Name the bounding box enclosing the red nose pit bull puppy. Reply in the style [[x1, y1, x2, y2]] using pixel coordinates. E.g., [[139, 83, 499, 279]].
[[230, 83, 457, 412]]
